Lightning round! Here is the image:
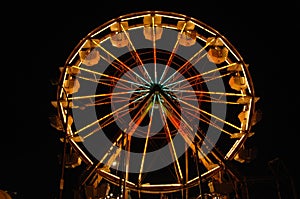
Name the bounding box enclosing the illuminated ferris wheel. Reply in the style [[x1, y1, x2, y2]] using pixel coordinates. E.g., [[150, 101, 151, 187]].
[[52, 11, 260, 199]]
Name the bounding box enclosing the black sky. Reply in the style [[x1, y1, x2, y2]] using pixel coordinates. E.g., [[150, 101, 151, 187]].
[[2, 2, 299, 199]]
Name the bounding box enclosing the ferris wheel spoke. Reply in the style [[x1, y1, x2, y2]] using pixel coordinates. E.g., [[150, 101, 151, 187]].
[[73, 93, 149, 135], [150, 16, 159, 84], [73, 65, 148, 89], [164, 64, 231, 89], [93, 42, 151, 86], [178, 98, 242, 133], [138, 95, 157, 184], [158, 21, 184, 84], [120, 23, 154, 83], [161, 39, 215, 86], [169, 89, 245, 105], [124, 94, 154, 137], [158, 97, 184, 183]]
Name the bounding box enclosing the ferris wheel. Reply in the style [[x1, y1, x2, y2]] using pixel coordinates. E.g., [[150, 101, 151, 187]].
[[51, 11, 260, 199]]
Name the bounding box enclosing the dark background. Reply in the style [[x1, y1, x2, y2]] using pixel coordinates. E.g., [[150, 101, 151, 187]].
[[2, 2, 298, 198]]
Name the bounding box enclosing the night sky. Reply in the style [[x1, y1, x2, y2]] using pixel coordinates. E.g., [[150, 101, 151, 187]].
[[2, 2, 298, 199]]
